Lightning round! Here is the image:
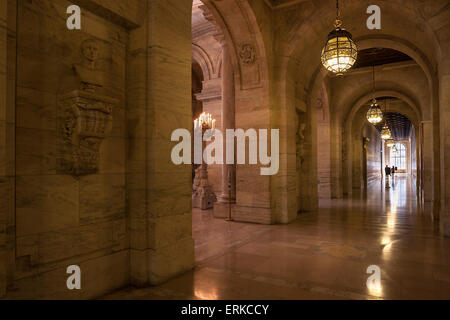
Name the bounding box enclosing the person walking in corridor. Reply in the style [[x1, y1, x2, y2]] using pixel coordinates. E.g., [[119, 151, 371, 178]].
[[385, 165, 391, 188]]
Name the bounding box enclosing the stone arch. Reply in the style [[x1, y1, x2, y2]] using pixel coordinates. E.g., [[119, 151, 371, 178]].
[[345, 89, 422, 195], [274, 0, 444, 206], [192, 0, 273, 224], [192, 44, 214, 81], [199, 0, 269, 91]]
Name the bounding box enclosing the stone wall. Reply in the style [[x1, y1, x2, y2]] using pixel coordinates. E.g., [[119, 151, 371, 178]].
[[363, 124, 383, 184], [411, 127, 418, 184], [0, 0, 16, 298], [1, 0, 450, 300], [317, 104, 331, 199], [10, 0, 130, 299]]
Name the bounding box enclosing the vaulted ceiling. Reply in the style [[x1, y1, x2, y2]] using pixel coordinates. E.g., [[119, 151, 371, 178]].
[[375, 112, 412, 141], [354, 48, 413, 69], [192, 1, 217, 41]]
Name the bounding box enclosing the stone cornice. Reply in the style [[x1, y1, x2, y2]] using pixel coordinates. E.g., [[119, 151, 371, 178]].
[[195, 90, 222, 102]]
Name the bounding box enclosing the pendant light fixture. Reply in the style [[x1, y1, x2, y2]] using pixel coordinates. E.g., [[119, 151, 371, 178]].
[[381, 125, 392, 140], [366, 66, 383, 125], [381, 99, 392, 140], [386, 139, 395, 148], [321, 0, 358, 75]]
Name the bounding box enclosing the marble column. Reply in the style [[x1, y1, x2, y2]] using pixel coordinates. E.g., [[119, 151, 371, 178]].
[[219, 41, 236, 203], [128, 0, 194, 286]]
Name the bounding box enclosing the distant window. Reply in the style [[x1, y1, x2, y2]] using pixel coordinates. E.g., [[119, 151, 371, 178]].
[[390, 143, 406, 170]]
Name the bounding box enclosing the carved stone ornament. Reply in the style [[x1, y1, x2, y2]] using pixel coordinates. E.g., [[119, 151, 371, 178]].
[[58, 90, 116, 176], [192, 165, 217, 210], [57, 39, 117, 176], [238, 43, 256, 65], [363, 137, 370, 151], [296, 122, 306, 169]]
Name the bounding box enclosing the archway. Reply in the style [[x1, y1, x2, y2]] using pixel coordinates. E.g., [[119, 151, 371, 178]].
[[190, 0, 273, 264]]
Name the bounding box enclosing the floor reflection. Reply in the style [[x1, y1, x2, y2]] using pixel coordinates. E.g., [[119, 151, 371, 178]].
[[104, 174, 450, 300]]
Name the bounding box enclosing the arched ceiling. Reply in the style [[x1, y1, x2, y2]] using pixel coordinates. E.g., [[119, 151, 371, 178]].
[[192, 0, 219, 41], [371, 97, 413, 140], [278, 0, 444, 95], [375, 112, 412, 140], [354, 48, 413, 69]]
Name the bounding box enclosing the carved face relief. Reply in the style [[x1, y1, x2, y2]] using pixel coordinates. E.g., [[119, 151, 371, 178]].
[[81, 39, 99, 64]]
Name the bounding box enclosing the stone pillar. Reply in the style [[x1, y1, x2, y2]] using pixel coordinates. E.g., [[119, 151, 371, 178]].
[[351, 133, 363, 190], [0, 0, 16, 298], [299, 98, 318, 211], [0, 0, 8, 297], [330, 117, 343, 198], [421, 121, 434, 204], [128, 0, 194, 286], [219, 40, 236, 203], [440, 58, 450, 236]]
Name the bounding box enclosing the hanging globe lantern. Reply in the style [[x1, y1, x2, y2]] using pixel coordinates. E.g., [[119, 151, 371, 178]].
[[366, 99, 383, 125], [321, 22, 358, 75], [386, 139, 395, 148], [381, 125, 392, 140], [321, 1, 357, 75]]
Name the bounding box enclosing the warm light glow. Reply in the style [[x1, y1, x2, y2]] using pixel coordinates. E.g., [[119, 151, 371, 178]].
[[194, 112, 216, 130], [321, 28, 358, 75], [194, 288, 219, 300], [381, 125, 392, 140], [366, 100, 383, 125], [382, 237, 393, 251], [386, 139, 395, 148], [367, 281, 383, 296]]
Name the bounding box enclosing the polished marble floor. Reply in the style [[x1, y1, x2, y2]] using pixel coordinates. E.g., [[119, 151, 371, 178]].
[[104, 175, 450, 300]]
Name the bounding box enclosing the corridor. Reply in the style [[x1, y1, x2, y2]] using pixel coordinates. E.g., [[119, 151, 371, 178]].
[[105, 175, 450, 300]]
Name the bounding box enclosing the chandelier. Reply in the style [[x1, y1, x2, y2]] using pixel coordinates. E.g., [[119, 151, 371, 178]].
[[367, 99, 383, 125], [381, 124, 392, 140], [366, 66, 383, 124], [386, 139, 395, 148], [194, 112, 216, 130], [321, 0, 358, 75]]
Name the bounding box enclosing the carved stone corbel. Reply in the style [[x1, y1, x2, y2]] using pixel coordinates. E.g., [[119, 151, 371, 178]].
[[57, 90, 117, 176]]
